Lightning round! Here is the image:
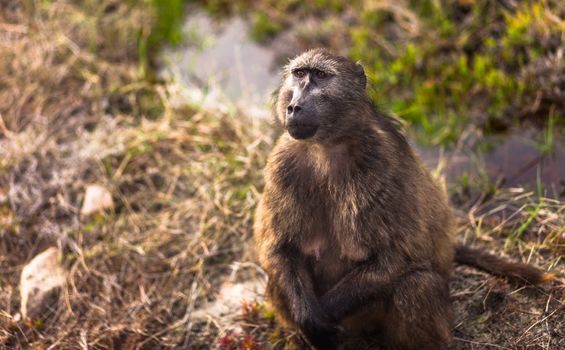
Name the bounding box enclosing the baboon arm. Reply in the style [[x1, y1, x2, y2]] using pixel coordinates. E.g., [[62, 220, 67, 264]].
[[270, 247, 317, 310], [320, 258, 418, 322], [269, 244, 336, 335]]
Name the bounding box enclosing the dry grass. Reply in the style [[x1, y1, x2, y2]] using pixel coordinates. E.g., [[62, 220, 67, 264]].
[[450, 188, 564, 349], [0, 1, 563, 349], [1, 1, 270, 348]]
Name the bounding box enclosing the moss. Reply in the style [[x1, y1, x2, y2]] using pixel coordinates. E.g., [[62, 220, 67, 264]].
[[250, 12, 283, 43]]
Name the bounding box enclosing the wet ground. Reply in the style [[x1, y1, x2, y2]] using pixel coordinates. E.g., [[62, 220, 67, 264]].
[[159, 11, 281, 118], [160, 10, 565, 197], [418, 129, 565, 197]]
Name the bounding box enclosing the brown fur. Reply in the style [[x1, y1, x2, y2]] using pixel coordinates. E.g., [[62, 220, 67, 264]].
[[254, 49, 553, 350], [455, 245, 555, 284]]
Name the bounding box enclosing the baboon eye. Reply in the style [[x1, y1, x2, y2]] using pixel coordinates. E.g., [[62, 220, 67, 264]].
[[315, 70, 327, 78], [293, 69, 306, 78]]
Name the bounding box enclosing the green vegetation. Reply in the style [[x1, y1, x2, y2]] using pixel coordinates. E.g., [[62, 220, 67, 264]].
[[200, 0, 564, 145], [354, 1, 564, 145], [537, 113, 556, 155], [139, 0, 185, 76], [130, 0, 565, 145]]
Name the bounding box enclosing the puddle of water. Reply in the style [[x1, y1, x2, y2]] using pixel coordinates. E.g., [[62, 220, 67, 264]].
[[159, 11, 282, 118], [418, 129, 565, 196]]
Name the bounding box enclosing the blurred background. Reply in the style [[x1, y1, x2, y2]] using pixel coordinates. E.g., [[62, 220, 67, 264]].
[[0, 1, 563, 349]]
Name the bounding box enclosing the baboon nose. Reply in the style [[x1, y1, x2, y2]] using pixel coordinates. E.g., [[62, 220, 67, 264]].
[[287, 105, 302, 115]]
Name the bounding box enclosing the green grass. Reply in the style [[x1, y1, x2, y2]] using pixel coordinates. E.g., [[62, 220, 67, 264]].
[[536, 113, 556, 156], [138, 0, 186, 77], [504, 200, 544, 249]]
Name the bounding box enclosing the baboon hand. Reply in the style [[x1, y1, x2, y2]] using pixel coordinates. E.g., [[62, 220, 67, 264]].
[[319, 294, 340, 322], [295, 303, 339, 349]]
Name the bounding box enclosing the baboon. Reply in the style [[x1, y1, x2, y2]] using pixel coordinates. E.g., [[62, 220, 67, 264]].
[[254, 49, 554, 350]]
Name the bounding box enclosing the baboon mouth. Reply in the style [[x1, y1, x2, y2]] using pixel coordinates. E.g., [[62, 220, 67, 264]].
[[287, 124, 319, 139]]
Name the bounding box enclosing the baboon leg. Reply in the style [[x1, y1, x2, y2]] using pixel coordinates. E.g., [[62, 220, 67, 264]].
[[339, 300, 388, 338], [265, 279, 294, 327], [383, 271, 453, 350]]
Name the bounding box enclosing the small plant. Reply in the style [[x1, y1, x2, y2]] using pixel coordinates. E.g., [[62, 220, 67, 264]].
[[138, 0, 185, 77], [536, 114, 556, 156], [218, 300, 296, 349]]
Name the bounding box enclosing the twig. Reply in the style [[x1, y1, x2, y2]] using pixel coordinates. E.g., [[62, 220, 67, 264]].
[[514, 305, 564, 345], [0, 114, 15, 138], [454, 337, 512, 349]]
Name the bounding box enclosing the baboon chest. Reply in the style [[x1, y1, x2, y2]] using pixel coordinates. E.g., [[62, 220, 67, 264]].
[[297, 196, 365, 293], [282, 145, 371, 291]]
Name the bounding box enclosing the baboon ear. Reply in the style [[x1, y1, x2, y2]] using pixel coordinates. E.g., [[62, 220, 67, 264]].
[[355, 62, 367, 89]]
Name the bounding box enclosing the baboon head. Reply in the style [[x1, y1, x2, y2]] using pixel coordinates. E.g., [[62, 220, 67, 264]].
[[276, 49, 369, 142]]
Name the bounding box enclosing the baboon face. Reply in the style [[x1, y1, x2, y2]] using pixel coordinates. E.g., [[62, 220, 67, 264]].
[[276, 49, 368, 142]]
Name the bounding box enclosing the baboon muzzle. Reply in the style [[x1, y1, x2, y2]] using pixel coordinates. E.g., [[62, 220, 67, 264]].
[[286, 110, 319, 139], [286, 90, 319, 140]]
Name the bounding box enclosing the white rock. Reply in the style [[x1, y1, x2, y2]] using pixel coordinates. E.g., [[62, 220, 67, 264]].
[[192, 280, 265, 322], [20, 247, 66, 319], [80, 184, 113, 216]]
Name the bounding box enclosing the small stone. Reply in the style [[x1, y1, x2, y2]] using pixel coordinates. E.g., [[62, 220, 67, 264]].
[[192, 280, 265, 323], [20, 247, 66, 319], [81, 184, 113, 216]]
